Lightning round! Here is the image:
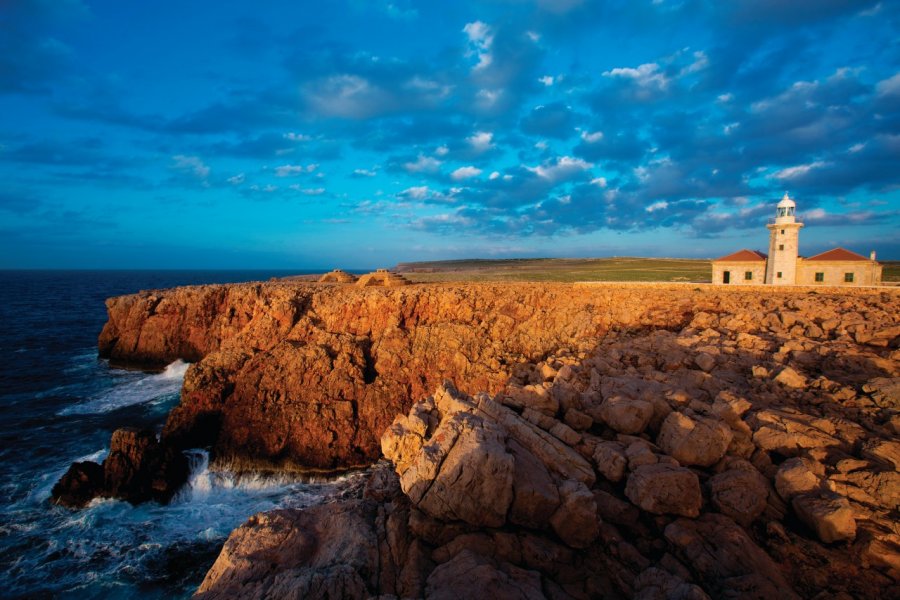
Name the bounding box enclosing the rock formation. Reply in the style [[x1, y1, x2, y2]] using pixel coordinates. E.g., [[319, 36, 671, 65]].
[[355, 268, 411, 287], [318, 269, 358, 283], [70, 281, 899, 595], [52, 427, 188, 507]]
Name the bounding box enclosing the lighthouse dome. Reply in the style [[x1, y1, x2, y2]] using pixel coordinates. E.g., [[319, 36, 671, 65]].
[[777, 192, 795, 210]]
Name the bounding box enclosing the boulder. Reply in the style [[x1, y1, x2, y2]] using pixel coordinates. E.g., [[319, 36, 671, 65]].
[[425, 550, 545, 600], [656, 412, 733, 467], [775, 367, 807, 389], [598, 395, 655, 434], [625, 463, 702, 518], [792, 492, 856, 543], [633, 567, 710, 600], [549, 480, 599, 549], [708, 468, 768, 527], [665, 513, 799, 599], [593, 441, 627, 482], [774, 457, 821, 501], [50, 461, 104, 508]]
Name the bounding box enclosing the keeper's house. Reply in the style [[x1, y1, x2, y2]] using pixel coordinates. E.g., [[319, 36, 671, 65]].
[[712, 194, 882, 286]]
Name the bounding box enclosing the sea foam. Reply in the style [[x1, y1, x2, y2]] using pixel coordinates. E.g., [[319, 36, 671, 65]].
[[58, 359, 190, 415]]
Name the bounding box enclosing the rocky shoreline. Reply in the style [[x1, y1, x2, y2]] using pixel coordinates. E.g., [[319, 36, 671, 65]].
[[53, 282, 898, 598]]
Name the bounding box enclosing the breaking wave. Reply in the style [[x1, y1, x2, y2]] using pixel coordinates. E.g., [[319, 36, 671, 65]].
[[59, 360, 190, 415]]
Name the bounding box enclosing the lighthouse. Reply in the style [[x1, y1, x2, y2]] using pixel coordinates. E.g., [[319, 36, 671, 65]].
[[764, 193, 804, 285]]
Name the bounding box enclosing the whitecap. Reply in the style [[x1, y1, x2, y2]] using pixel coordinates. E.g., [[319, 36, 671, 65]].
[[58, 359, 190, 415]]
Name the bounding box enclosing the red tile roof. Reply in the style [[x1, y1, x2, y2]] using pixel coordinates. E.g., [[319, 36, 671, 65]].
[[805, 247, 870, 262], [714, 249, 767, 262]]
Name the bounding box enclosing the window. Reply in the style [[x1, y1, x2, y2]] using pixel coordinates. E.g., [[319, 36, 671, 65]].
[[745, 271, 753, 280], [723, 271, 730, 284], [844, 273, 854, 283], [781, 229, 785, 234], [778, 244, 784, 251], [815, 272, 824, 282], [777, 272, 782, 279]]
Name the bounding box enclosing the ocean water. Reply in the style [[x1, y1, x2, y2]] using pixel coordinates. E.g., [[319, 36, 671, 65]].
[[0, 270, 365, 599]]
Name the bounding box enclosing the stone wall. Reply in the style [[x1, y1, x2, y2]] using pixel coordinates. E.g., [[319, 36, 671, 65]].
[[711, 261, 766, 285], [797, 259, 883, 286]]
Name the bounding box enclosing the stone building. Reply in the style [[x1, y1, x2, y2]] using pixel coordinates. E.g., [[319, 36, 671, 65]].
[[712, 194, 882, 286]]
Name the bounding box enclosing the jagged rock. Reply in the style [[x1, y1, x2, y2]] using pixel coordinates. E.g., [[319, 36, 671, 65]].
[[424, 550, 544, 600], [774, 457, 822, 501], [508, 440, 560, 529], [775, 367, 807, 389], [708, 467, 768, 527], [792, 492, 856, 543], [50, 461, 104, 508], [633, 567, 710, 600], [593, 441, 627, 482], [196, 502, 380, 599], [549, 480, 599, 549], [665, 513, 799, 598], [598, 395, 655, 434], [625, 463, 702, 517], [51, 427, 188, 507], [656, 412, 733, 467]]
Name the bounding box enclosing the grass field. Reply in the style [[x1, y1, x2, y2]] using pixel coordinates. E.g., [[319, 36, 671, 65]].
[[394, 257, 900, 284], [395, 257, 712, 283]]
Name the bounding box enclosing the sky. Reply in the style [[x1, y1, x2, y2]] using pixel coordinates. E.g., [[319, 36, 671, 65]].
[[1, 0, 899, 269]]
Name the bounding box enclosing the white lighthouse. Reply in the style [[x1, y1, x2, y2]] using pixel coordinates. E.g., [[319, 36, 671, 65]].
[[764, 193, 804, 285]]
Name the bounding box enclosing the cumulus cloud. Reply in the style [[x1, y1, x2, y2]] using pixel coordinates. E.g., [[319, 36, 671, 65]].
[[467, 131, 494, 152], [463, 21, 494, 71], [404, 154, 442, 173], [171, 155, 210, 183], [451, 166, 482, 180], [275, 163, 317, 177], [526, 156, 592, 182]]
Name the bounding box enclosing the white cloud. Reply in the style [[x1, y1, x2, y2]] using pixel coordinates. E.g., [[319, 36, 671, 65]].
[[353, 168, 377, 177], [771, 161, 830, 180], [590, 177, 607, 187], [227, 173, 245, 185], [299, 187, 326, 195], [679, 50, 708, 76], [451, 166, 482, 180], [172, 155, 210, 182], [646, 200, 668, 212], [876, 72, 900, 98], [283, 132, 311, 142], [463, 21, 493, 71], [535, 140, 548, 150], [603, 62, 670, 91], [723, 122, 739, 134], [580, 130, 603, 143], [526, 31, 541, 42], [404, 154, 442, 173], [717, 93, 733, 103], [527, 156, 592, 182], [848, 142, 865, 153], [489, 171, 500, 180], [275, 164, 317, 177], [539, 75, 554, 86], [401, 185, 431, 200], [435, 145, 449, 156], [467, 131, 494, 152]]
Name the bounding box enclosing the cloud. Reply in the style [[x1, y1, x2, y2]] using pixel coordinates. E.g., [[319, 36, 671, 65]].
[[526, 156, 592, 182], [171, 155, 210, 183], [467, 131, 494, 152], [352, 168, 378, 177], [451, 166, 482, 180], [275, 163, 318, 177], [403, 154, 442, 173], [463, 21, 494, 71]]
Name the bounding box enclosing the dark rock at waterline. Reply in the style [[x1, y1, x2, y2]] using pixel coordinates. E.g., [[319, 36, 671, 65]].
[[52, 427, 189, 508], [51, 461, 104, 508]]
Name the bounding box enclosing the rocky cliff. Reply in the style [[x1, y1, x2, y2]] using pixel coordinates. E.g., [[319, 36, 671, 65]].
[[82, 281, 899, 597], [176, 283, 899, 599]]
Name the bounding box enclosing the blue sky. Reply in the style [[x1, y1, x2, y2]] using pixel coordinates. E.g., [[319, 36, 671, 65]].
[[1, 0, 898, 269]]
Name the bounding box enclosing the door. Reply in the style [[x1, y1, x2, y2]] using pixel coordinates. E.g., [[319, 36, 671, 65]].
[[723, 271, 730, 284]]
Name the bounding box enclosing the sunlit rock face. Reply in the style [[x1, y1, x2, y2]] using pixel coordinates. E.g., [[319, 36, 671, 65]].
[[92, 280, 900, 598]]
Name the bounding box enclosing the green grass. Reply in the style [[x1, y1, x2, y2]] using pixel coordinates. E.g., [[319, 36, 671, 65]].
[[395, 257, 713, 283]]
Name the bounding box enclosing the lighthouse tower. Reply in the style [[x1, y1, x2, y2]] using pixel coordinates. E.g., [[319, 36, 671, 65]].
[[765, 193, 804, 285]]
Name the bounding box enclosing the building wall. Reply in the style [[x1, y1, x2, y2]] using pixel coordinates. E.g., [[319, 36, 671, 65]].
[[765, 223, 803, 284], [712, 262, 766, 285], [796, 259, 883, 286]]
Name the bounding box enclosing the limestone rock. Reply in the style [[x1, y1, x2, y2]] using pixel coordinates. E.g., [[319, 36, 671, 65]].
[[425, 550, 544, 600], [593, 441, 627, 482], [708, 467, 768, 527], [656, 412, 733, 468], [598, 395, 655, 434], [774, 457, 821, 501], [625, 463, 702, 518], [50, 461, 104, 508], [549, 480, 599, 549], [633, 567, 710, 600], [665, 513, 799, 599], [775, 367, 807, 389], [792, 492, 856, 543]]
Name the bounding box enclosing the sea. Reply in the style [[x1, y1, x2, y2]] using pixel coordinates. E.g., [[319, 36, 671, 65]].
[[0, 270, 365, 599]]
